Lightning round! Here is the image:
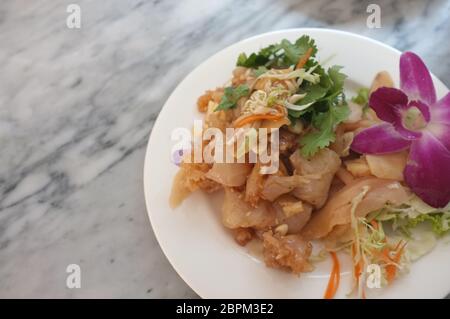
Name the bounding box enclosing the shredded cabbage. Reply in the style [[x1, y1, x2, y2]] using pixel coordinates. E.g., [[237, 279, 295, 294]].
[[288, 93, 307, 104], [369, 195, 450, 237], [401, 231, 437, 261], [257, 67, 320, 85], [284, 100, 315, 112], [243, 88, 292, 115]]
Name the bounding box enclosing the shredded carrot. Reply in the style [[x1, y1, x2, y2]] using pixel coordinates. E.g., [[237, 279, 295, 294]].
[[355, 260, 362, 278], [370, 247, 392, 265], [396, 241, 407, 257], [351, 244, 360, 280], [296, 47, 313, 69], [354, 261, 361, 284], [393, 239, 405, 252], [234, 113, 284, 128], [385, 240, 407, 283], [324, 252, 340, 299], [351, 242, 364, 296], [370, 220, 378, 230], [351, 242, 368, 299], [362, 286, 367, 299], [385, 264, 396, 283]]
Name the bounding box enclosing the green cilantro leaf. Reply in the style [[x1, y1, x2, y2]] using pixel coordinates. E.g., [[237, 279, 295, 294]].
[[327, 65, 346, 95], [254, 66, 268, 77], [296, 82, 329, 106], [280, 36, 318, 66], [352, 87, 370, 107], [236, 35, 317, 69], [299, 103, 349, 157], [352, 87, 369, 105], [290, 64, 347, 116], [280, 39, 303, 66], [215, 84, 249, 111], [290, 66, 349, 159], [237, 52, 270, 68]]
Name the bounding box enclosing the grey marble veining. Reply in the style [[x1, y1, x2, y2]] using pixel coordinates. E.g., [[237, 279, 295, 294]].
[[0, 0, 448, 298]]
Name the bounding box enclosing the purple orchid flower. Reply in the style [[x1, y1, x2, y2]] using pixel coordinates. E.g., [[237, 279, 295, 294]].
[[351, 52, 450, 208]]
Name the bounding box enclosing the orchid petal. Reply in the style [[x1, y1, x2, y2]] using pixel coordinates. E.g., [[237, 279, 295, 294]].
[[400, 51, 436, 105], [351, 123, 411, 154], [426, 123, 450, 152], [431, 92, 450, 125], [404, 131, 450, 208], [369, 87, 408, 123]]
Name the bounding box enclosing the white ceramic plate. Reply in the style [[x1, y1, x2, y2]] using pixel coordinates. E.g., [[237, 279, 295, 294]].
[[144, 28, 450, 298]]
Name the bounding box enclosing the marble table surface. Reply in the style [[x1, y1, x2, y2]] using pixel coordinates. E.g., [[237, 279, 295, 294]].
[[0, 0, 449, 298]]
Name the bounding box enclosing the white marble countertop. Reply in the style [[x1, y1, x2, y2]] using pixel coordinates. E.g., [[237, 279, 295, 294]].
[[0, 0, 449, 298]]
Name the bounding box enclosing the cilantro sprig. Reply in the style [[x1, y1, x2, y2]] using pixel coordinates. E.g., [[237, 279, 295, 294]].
[[215, 84, 250, 111], [352, 87, 370, 113], [237, 36, 318, 69], [290, 65, 349, 157], [299, 103, 349, 157], [352, 87, 370, 106]]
